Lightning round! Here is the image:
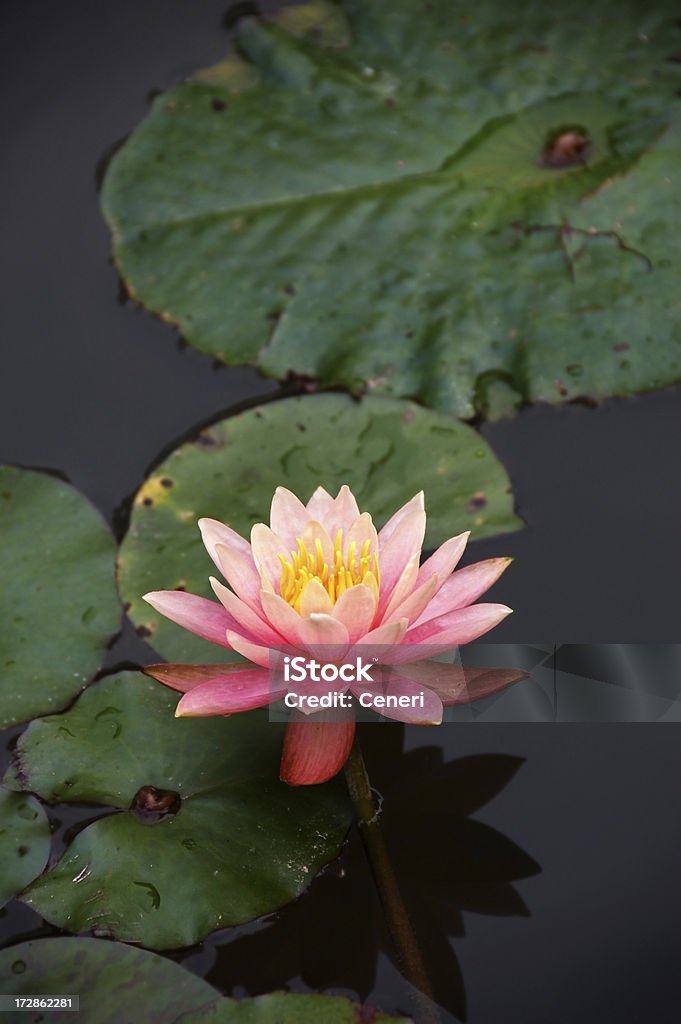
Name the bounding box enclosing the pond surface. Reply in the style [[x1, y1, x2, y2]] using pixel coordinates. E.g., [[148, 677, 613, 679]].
[[1, 1, 680, 1021]]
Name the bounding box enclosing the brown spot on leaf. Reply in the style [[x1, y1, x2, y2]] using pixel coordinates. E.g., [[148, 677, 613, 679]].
[[541, 128, 590, 168], [612, 342, 630, 352], [136, 625, 153, 639], [131, 785, 181, 820], [160, 478, 173, 488], [211, 97, 226, 111], [467, 492, 487, 512]]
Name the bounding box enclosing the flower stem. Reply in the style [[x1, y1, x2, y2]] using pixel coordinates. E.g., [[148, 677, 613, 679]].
[[344, 735, 440, 1024]]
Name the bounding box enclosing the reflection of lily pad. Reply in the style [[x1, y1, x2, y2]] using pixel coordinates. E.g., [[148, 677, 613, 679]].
[[0, 938, 215, 1023], [4, 672, 351, 949], [0, 467, 120, 727], [102, 1, 681, 416], [0, 788, 50, 908], [118, 394, 519, 663], [176, 993, 406, 1023]]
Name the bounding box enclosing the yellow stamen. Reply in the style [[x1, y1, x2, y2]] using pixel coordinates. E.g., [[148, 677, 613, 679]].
[[279, 527, 380, 613]]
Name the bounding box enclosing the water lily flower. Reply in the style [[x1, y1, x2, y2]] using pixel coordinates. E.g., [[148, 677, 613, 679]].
[[144, 486, 519, 785]]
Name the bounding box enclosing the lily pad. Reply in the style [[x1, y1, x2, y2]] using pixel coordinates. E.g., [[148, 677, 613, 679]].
[[0, 938, 215, 1023], [175, 993, 406, 1023], [0, 467, 120, 727], [0, 788, 50, 908], [3, 672, 351, 949], [101, 0, 681, 416], [118, 394, 519, 664]]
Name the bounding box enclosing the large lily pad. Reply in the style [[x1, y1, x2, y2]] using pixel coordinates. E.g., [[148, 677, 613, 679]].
[[0, 938, 215, 1023], [0, 788, 50, 908], [3, 672, 351, 949], [0, 467, 120, 727], [175, 993, 406, 1023], [102, 0, 681, 417], [118, 394, 519, 664]]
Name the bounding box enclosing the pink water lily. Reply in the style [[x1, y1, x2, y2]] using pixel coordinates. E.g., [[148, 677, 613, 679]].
[[144, 486, 519, 785]]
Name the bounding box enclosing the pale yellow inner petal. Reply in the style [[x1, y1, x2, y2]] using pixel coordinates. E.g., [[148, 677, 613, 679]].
[[278, 528, 380, 614]]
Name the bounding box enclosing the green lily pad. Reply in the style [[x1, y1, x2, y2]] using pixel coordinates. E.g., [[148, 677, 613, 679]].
[[101, 0, 681, 417], [118, 394, 519, 664], [0, 938, 215, 1023], [3, 672, 351, 949], [0, 788, 50, 908], [0, 467, 120, 727], [175, 993, 407, 1023]]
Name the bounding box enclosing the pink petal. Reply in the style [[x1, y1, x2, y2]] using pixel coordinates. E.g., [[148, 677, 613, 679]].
[[144, 661, 259, 693], [280, 713, 355, 785], [300, 520, 334, 567], [349, 618, 409, 663], [298, 613, 350, 660], [260, 591, 305, 647], [376, 508, 427, 618], [305, 486, 335, 522], [142, 590, 234, 647], [198, 518, 251, 571], [175, 667, 279, 716], [299, 578, 334, 617], [214, 542, 262, 611], [353, 675, 443, 724], [412, 557, 512, 627], [406, 602, 513, 645], [330, 485, 361, 534], [415, 532, 470, 593], [331, 584, 378, 643], [343, 511, 378, 564], [269, 486, 311, 549], [380, 553, 420, 621], [392, 660, 527, 705], [382, 574, 439, 626], [210, 577, 283, 646], [225, 630, 272, 667], [250, 523, 289, 590], [378, 492, 424, 546]]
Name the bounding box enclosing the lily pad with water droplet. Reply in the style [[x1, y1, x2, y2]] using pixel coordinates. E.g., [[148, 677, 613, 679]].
[[0, 938, 215, 1023], [0, 467, 120, 728], [118, 394, 520, 664], [101, 0, 681, 416], [3, 672, 352, 949], [0, 788, 50, 908]]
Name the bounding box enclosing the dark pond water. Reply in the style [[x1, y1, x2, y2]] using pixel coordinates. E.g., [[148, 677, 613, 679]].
[[1, 1, 680, 1021]]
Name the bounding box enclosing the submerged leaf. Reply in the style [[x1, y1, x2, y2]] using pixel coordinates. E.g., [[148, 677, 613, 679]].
[[0, 467, 120, 727], [175, 992, 407, 1023], [4, 672, 351, 948], [102, 0, 681, 415]]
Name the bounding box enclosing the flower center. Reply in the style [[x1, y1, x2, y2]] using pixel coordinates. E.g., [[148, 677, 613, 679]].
[[278, 529, 380, 612]]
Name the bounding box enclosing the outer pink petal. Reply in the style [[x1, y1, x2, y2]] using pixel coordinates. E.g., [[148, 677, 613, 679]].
[[382, 574, 439, 627], [226, 630, 272, 667], [142, 590, 235, 647], [269, 486, 311, 549], [198, 518, 251, 571], [175, 667, 280, 716], [144, 662, 251, 693], [405, 603, 512, 645], [215, 542, 262, 611], [343, 512, 378, 563], [305, 486, 335, 522], [250, 523, 289, 590], [280, 713, 355, 785], [376, 509, 427, 618], [380, 553, 420, 621], [349, 618, 409, 663], [331, 584, 377, 643], [210, 577, 283, 646], [391, 661, 527, 705], [415, 532, 470, 593], [378, 492, 424, 546], [352, 676, 443, 724], [412, 558, 512, 627]]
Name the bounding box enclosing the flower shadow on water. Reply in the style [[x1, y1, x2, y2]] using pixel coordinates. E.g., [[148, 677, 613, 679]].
[[201, 726, 541, 1022]]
